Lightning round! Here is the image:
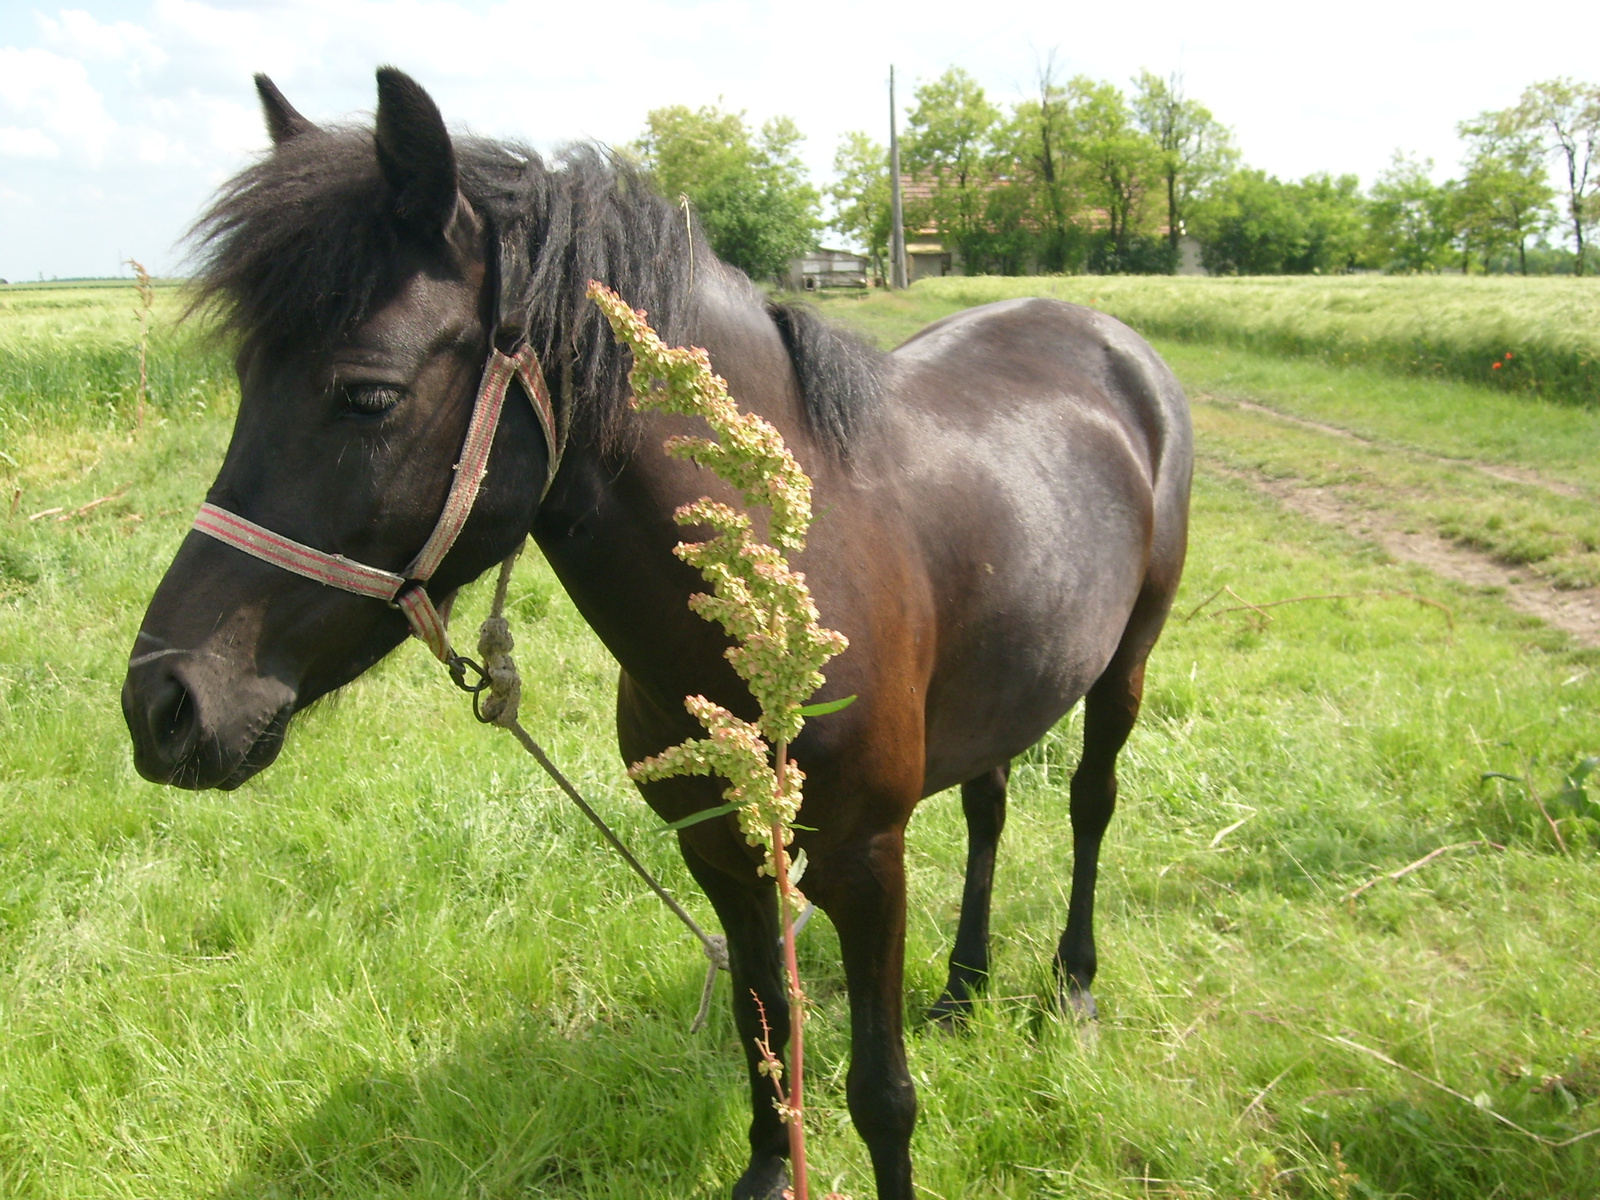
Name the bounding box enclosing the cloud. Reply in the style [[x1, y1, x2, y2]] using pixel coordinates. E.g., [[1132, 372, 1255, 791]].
[[0, 46, 116, 164], [0, 126, 60, 159], [39, 8, 168, 72]]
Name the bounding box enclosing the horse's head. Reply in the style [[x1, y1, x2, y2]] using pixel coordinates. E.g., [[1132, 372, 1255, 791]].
[[123, 69, 545, 789]]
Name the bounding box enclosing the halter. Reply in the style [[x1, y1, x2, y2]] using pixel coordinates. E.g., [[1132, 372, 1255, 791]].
[[192, 339, 563, 664]]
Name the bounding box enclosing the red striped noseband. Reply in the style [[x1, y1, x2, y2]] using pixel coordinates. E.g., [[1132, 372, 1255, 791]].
[[192, 342, 562, 664]]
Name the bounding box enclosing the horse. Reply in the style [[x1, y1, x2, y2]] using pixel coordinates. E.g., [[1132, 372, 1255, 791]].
[[121, 68, 1192, 1200]]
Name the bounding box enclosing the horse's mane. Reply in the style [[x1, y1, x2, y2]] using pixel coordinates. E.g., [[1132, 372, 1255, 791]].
[[188, 129, 881, 457]]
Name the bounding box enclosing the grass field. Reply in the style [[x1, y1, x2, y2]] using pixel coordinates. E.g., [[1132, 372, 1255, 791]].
[[838, 275, 1600, 408], [0, 280, 232, 435], [2, 279, 1598, 1198]]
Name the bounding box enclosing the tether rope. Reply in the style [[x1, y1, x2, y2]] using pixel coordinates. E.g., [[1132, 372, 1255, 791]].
[[463, 542, 730, 1032]]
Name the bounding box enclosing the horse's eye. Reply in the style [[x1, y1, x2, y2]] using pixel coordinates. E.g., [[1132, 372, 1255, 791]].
[[342, 384, 403, 416]]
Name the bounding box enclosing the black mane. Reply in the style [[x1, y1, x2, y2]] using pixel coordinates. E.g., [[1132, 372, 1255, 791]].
[[188, 129, 881, 456]]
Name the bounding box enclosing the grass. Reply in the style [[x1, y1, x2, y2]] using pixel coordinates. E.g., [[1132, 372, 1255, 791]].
[[0, 280, 234, 440], [850, 275, 1600, 407], [2, 284, 1599, 1198]]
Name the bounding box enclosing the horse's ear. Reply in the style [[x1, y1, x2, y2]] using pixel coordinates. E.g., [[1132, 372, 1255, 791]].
[[255, 74, 316, 145], [374, 66, 458, 239]]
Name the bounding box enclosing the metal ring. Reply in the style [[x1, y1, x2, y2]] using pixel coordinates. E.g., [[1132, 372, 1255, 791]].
[[447, 653, 489, 695]]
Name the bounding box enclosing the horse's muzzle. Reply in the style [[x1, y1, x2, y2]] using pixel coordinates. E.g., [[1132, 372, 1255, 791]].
[[122, 644, 296, 790]]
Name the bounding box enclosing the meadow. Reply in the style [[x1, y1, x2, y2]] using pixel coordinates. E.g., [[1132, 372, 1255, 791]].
[[1, 277, 1598, 1199], [882, 275, 1600, 407]]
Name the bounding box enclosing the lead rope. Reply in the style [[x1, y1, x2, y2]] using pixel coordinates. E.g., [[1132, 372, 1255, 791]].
[[461, 540, 730, 1033]]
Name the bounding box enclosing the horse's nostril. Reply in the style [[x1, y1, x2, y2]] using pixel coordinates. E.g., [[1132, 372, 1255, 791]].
[[150, 672, 194, 743], [124, 663, 201, 780]]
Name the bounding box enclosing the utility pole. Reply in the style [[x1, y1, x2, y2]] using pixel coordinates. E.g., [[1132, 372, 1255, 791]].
[[889, 65, 907, 290]]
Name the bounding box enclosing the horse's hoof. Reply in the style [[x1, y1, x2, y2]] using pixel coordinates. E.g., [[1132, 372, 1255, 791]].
[[925, 990, 973, 1029], [1068, 987, 1098, 1022], [1054, 980, 1098, 1022], [732, 1153, 789, 1200]]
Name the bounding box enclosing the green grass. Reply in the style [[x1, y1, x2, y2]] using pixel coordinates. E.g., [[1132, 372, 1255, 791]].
[[3, 287, 1599, 1198], [0, 280, 234, 439], [868, 275, 1600, 407]]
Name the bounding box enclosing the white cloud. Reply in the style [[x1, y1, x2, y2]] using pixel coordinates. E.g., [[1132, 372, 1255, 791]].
[[39, 9, 168, 71], [0, 126, 60, 159], [0, 46, 116, 164]]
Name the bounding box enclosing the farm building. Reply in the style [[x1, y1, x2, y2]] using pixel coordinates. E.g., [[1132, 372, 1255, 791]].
[[788, 248, 871, 290]]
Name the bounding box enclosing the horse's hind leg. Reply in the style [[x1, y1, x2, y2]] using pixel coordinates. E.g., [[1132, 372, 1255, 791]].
[[1055, 630, 1154, 1019], [928, 762, 1009, 1024]]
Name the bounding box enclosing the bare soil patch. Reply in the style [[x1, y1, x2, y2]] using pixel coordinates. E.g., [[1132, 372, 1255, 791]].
[[1207, 461, 1600, 648]]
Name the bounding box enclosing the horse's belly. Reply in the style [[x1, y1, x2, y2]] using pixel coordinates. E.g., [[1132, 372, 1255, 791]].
[[917, 488, 1149, 795]]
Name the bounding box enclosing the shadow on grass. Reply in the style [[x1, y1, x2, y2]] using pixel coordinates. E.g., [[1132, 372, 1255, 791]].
[[212, 1010, 751, 1200]]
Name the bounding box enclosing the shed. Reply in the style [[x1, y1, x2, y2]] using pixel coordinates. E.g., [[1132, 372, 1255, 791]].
[[788, 248, 871, 291]]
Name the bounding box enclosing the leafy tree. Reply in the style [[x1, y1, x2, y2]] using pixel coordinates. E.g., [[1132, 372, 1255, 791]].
[[1365, 153, 1457, 272], [1002, 52, 1082, 271], [902, 67, 1002, 267], [1131, 70, 1238, 254], [1063, 76, 1162, 267], [1194, 169, 1364, 274], [635, 104, 821, 281], [1291, 173, 1367, 273], [1513, 78, 1600, 275], [1457, 109, 1555, 274], [828, 132, 891, 281]]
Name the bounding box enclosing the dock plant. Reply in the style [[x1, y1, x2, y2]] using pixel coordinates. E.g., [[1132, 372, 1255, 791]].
[[589, 281, 850, 1199]]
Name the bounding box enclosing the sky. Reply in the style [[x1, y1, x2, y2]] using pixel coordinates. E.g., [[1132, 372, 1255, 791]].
[[1, 0, 1596, 280]]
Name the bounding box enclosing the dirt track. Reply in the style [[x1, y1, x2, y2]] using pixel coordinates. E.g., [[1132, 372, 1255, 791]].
[[1195, 396, 1600, 649]]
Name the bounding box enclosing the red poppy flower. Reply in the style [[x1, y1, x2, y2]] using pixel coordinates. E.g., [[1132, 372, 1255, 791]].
[[1492, 362, 1502, 369]]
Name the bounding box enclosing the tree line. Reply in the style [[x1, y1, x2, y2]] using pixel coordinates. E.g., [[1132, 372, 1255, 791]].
[[629, 70, 1600, 280]]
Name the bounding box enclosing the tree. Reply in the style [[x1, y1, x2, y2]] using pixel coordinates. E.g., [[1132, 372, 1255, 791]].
[[1003, 51, 1081, 272], [1514, 78, 1600, 275], [1457, 108, 1555, 274], [1062, 76, 1164, 270], [1131, 70, 1238, 255], [902, 67, 1001, 267], [1290, 173, 1366, 273], [635, 104, 821, 281], [828, 132, 891, 282], [1365, 153, 1456, 273], [1193, 168, 1363, 275]]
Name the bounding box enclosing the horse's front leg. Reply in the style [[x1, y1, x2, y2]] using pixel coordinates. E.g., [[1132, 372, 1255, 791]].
[[678, 838, 791, 1200], [814, 826, 917, 1200]]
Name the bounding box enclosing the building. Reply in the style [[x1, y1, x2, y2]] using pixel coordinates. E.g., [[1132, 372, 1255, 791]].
[[787, 248, 871, 291]]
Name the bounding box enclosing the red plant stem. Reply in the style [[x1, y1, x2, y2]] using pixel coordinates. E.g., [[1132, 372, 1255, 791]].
[[773, 739, 808, 1200]]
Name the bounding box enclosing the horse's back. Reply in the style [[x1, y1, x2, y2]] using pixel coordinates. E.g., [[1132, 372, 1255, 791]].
[[877, 297, 1191, 792]]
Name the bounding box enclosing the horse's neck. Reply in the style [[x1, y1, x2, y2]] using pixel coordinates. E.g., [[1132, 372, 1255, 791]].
[[535, 273, 805, 707]]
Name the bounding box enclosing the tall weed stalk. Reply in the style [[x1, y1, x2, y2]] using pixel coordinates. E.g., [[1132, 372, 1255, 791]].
[[590, 282, 850, 1199]]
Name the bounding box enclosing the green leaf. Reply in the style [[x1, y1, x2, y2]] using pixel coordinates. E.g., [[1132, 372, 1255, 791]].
[[1550, 787, 1600, 820], [798, 694, 857, 718], [1567, 755, 1600, 786], [657, 802, 741, 833]]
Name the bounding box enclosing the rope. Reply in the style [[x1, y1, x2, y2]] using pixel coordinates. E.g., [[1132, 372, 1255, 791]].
[[468, 540, 729, 1033]]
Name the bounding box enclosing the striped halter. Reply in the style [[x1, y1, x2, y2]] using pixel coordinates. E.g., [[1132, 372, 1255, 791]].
[[192, 341, 562, 664]]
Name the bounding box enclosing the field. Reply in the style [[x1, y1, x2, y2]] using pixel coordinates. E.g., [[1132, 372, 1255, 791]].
[[2, 277, 1598, 1199], [889, 275, 1600, 407]]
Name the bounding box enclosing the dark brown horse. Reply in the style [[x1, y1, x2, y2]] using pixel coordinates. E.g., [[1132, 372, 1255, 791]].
[[122, 69, 1191, 1200]]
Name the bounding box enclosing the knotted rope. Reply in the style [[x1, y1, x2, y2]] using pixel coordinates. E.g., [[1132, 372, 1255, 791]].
[[466, 541, 729, 1033]]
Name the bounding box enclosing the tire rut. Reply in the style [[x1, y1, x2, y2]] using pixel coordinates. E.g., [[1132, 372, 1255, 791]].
[[1195, 393, 1594, 502], [1204, 459, 1600, 648]]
